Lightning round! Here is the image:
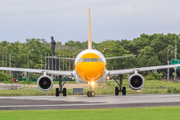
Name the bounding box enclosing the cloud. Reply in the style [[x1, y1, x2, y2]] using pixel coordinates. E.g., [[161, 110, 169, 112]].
[[0, 0, 180, 43]]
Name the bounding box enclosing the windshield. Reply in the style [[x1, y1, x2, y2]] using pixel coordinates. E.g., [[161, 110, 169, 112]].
[[91, 58, 97, 62], [83, 58, 90, 62], [98, 58, 103, 62], [78, 58, 83, 63], [79, 58, 103, 62]]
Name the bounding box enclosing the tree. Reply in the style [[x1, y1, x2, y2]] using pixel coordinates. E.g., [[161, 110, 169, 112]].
[[137, 46, 161, 67]]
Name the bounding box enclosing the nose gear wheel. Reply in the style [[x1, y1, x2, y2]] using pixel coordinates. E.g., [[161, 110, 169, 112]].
[[87, 91, 95, 97]]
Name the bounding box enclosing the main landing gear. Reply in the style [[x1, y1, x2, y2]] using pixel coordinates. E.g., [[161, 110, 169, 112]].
[[87, 84, 95, 97], [113, 75, 126, 96], [56, 76, 67, 97]]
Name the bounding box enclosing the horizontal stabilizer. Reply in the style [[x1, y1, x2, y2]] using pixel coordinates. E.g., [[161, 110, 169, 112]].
[[105, 55, 136, 60], [45, 56, 75, 60]]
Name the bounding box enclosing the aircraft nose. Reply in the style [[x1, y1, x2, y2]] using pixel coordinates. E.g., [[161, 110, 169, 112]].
[[83, 63, 105, 81], [84, 63, 103, 72]]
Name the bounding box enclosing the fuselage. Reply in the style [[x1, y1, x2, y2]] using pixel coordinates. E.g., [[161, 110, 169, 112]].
[[72, 8, 109, 84], [73, 49, 108, 84]]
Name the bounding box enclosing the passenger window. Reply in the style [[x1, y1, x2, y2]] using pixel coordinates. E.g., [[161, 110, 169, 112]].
[[98, 58, 103, 62], [78, 58, 83, 63], [91, 58, 97, 62], [83, 58, 90, 62]]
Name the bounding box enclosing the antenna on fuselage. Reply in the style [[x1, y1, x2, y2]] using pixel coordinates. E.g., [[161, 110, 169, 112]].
[[88, 7, 92, 49]]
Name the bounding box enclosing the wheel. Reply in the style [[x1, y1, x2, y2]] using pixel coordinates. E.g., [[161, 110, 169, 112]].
[[87, 91, 91, 97], [56, 88, 59, 97], [91, 91, 95, 97], [63, 88, 67, 96], [115, 87, 119, 95], [122, 87, 126, 95]]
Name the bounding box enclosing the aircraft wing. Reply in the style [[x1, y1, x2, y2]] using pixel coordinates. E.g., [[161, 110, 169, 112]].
[[45, 56, 75, 60], [108, 64, 180, 76], [105, 55, 136, 60], [0, 67, 73, 76]]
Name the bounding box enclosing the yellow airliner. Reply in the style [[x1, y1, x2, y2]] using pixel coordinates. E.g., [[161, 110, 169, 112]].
[[0, 8, 180, 97]]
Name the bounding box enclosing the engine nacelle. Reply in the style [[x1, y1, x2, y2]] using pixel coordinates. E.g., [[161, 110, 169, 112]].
[[128, 74, 144, 90], [37, 75, 53, 92]]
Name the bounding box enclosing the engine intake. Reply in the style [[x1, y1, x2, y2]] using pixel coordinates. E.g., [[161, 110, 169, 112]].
[[37, 75, 53, 92], [128, 74, 144, 90]]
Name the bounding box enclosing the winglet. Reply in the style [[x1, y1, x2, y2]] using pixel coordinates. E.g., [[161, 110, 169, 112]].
[[88, 8, 92, 49]]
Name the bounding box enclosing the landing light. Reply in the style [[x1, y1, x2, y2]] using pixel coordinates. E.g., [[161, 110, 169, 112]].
[[91, 81, 94, 86], [107, 76, 110, 80]]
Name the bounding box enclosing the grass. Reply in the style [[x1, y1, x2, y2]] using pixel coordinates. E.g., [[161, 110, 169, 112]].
[[0, 106, 180, 120], [53, 81, 77, 84], [13, 81, 77, 85], [1, 80, 180, 96], [92, 80, 180, 95]]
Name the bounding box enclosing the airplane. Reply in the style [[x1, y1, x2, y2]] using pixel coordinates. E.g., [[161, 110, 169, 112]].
[[0, 8, 180, 97]]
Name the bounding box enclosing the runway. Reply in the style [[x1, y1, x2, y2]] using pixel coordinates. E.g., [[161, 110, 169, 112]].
[[1, 94, 180, 110]]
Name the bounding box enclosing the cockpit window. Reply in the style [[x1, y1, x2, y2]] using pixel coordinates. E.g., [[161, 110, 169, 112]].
[[78, 58, 83, 63], [83, 58, 90, 62], [91, 58, 97, 62], [98, 58, 103, 62]]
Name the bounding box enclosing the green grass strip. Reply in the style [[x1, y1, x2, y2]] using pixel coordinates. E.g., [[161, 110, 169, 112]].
[[0, 106, 180, 120]]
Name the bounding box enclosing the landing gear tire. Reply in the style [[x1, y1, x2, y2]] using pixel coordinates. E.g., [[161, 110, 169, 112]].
[[87, 91, 91, 97], [122, 87, 126, 95], [56, 88, 59, 97], [87, 91, 95, 97], [115, 87, 119, 95], [63, 88, 67, 96], [91, 91, 95, 97]]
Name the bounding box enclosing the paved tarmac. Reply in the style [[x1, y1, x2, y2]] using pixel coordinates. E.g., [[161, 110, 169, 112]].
[[1, 94, 180, 110]]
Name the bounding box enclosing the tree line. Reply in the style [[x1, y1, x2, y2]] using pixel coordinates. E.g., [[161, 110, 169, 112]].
[[0, 33, 180, 79]]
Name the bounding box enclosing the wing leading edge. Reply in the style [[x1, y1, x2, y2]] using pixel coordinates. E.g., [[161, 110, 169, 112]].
[[108, 64, 180, 76], [0, 67, 73, 76], [105, 55, 136, 60]]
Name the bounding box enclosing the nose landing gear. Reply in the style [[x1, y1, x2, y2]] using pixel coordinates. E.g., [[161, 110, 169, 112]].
[[87, 91, 95, 97], [87, 83, 95, 97]]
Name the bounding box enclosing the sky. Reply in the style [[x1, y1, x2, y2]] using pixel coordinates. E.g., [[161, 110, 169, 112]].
[[0, 0, 180, 44]]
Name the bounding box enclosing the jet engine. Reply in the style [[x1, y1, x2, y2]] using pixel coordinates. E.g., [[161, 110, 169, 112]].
[[128, 74, 144, 90], [37, 75, 53, 92]]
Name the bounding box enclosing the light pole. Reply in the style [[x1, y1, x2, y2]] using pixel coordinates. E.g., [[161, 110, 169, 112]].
[[174, 39, 177, 80], [9, 51, 11, 74], [167, 47, 174, 81], [169, 39, 178, 80], [28, 49, 34, 78], [69, 53, 70, 71], [167, 48, 171, 81], [41, 54, 42, 70], [103, 48, 106, 53]]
